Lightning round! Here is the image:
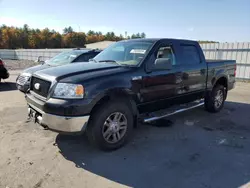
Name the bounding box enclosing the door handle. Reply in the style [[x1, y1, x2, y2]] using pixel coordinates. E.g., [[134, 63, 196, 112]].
[[132, 76, 142, 81]]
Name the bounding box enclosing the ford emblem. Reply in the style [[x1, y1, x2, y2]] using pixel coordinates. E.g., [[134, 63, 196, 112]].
[[34, 83, 40, 90]]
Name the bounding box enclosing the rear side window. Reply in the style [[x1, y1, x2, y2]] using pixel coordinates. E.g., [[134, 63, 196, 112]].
[[180, 45, 201, 65]]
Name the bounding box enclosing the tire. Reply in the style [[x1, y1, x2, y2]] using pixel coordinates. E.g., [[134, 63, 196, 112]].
[[87, 100, 134, 151], [205, 84, 225, 113]]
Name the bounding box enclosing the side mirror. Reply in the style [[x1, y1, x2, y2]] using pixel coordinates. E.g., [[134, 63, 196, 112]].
[[154, 58, 172, 70], [36, 56, 45, 64]]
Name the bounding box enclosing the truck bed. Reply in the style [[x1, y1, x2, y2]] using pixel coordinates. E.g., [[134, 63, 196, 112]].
[[206, 59, 236, 68], [206, 59, 235, 64], [206, 59, 236, 91]]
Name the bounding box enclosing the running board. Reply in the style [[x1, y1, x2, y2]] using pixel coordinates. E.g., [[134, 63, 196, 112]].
[[143, 100, 204, 123]]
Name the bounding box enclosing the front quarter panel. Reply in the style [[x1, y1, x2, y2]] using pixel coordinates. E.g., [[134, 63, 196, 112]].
[[83, 70, 143, 105]]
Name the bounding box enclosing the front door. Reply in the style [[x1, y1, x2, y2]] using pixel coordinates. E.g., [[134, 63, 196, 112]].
[[139, 41, 183, 112]]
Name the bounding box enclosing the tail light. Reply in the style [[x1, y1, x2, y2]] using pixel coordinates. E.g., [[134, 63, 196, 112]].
[[234, 64, 237, 77], [0, 59, 3, 65]]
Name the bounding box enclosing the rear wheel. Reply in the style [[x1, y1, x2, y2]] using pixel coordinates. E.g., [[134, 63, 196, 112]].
[[87, 101, 134, 151], [205, 85, 225, 113]]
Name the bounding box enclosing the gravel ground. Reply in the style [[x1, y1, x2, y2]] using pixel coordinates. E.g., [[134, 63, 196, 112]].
[[1, 72, 250, 188], [3, 59, 39, 70]]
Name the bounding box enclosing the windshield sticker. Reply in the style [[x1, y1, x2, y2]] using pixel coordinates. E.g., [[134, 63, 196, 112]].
[[130, 49, 146, 54], [112, 46, 125, 51], [70, 55, 77, 58]]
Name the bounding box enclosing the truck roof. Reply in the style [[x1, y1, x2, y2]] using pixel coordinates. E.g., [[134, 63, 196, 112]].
[[73, 48, 102, 53], [124, 38, 198, 44]]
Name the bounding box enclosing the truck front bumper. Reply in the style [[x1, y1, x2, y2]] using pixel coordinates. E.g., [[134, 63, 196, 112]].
[[28, 103, 89, 133]]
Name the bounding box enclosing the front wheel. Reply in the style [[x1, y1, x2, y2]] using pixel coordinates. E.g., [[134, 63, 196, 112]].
[[87, 101, 134, 151], [205, 85, 225, 113]]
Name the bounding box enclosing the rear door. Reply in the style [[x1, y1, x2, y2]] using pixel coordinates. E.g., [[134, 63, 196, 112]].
[[179, 43, 207, 101]]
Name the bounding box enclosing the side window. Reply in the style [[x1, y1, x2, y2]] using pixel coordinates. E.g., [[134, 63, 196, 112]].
[[181, 45, 201, 65], [74, 53, 96, 62], [155, 45, 176, 65], [93, 52, 100, 57], [74, 54, 88, 62], [86, 52, 99, 60]]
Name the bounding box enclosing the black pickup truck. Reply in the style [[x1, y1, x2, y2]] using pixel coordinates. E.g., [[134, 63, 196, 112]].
[[25, 38, 236, 150]]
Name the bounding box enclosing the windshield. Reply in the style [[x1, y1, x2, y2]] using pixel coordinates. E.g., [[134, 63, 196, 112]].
[[46, 50, 85, 65], [93, 40, 154, 66]]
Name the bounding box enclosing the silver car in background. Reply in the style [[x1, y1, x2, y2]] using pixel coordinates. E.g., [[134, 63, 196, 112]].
[[16, 49, 101, 92]]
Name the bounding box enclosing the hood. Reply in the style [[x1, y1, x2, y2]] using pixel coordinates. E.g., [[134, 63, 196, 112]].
[[23, 64, 53, 74], [33, 62, 123, 81]]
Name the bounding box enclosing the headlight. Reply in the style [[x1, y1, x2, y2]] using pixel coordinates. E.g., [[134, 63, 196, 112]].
[[16, 73, 31, 85], [53, 83, 84, 99]]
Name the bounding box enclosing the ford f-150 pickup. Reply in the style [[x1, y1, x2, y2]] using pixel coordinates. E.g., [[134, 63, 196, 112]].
[[25, 38, 236, 150]]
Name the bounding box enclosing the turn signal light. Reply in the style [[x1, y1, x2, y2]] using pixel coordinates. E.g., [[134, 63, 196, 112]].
[[76, 85, 84, 96]]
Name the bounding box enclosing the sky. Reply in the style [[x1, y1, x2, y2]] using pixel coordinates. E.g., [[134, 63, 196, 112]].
[[0, 0, 249, 42]]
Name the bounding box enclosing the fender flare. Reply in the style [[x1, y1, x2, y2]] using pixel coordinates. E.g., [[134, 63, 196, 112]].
[[89, 88, 139, 117]]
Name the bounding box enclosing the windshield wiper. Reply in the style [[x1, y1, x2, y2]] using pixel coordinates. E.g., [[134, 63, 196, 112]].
[[98, 60, 122, 66]]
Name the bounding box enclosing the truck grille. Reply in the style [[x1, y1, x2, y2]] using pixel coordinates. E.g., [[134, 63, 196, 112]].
[[17, 75, 30, 86], [30, 77, 51, 98]]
